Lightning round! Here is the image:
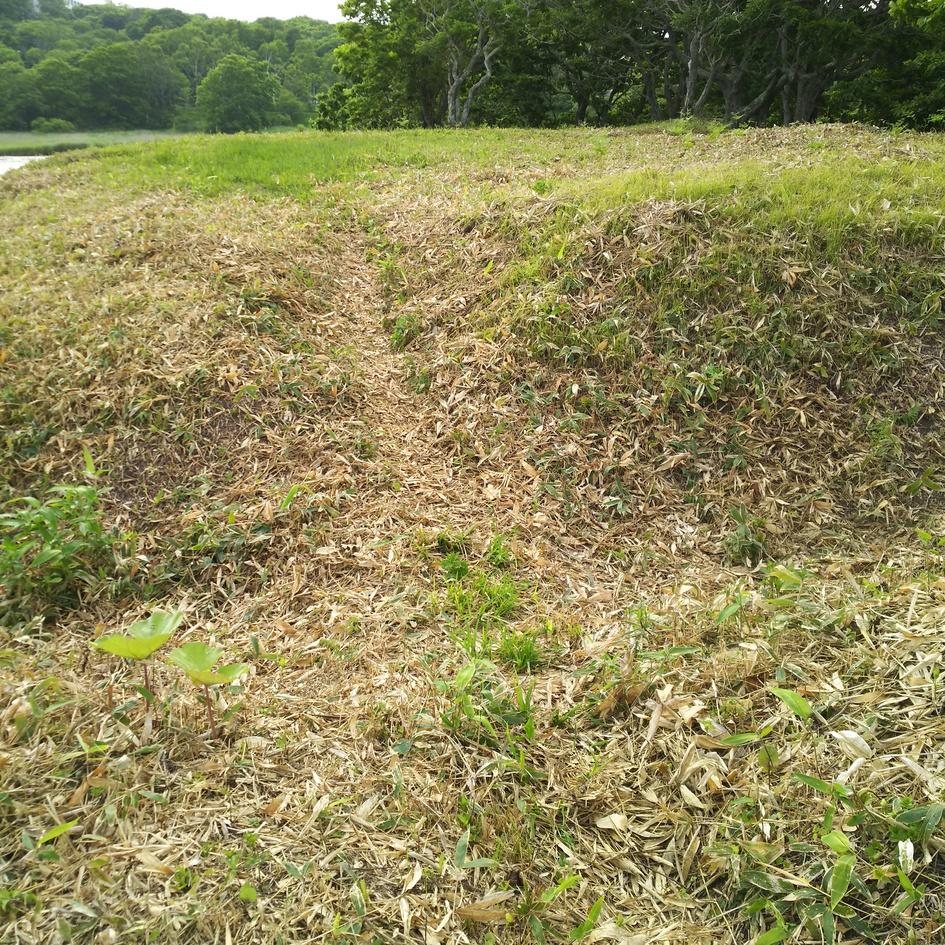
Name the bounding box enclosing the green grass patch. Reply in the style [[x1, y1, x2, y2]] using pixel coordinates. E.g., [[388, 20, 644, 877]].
[[554, 152, 945, 251], [0, 129, 182, 157], [82, 127, 614, 199]]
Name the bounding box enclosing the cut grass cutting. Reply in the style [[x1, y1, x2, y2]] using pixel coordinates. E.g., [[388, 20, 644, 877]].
[[1, 125, 944, 944]]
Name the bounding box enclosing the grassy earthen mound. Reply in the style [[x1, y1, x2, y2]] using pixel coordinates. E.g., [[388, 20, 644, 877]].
[[1, 126, 944, 944]]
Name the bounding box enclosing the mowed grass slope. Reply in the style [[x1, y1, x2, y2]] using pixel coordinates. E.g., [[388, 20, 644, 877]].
[[1, 126, 944, 945], [85, 127, 614, 197]]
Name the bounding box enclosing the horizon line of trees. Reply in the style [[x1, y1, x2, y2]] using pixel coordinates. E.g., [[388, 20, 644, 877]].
[[3, 1, 945, 133]]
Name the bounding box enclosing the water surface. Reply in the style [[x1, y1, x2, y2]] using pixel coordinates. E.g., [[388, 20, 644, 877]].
[[0, 156, 42, 176]]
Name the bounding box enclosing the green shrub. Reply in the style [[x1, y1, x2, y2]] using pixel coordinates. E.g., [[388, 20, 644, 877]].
[[30, 117, 76, 134], [0, 485, 113, 627]]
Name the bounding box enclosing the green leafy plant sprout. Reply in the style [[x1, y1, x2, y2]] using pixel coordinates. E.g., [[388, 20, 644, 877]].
[[486, 534, 513, 569], [166, 641, 249, 736], [441, 552, 469, 580], [518, 873, 580, 943], [723, 506, 767, 566], [93, 609, 181, 694], [454, 827, 496, 869], [438, 660, 535, 753], [570, 896, 604, 940], [770, 686, 812, 721], [743, 770, 945, 942], [389, 312, 421, 351]]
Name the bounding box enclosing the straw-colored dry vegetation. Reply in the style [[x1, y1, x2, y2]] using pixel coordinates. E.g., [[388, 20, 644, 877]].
[[2, 124, 945, 945]]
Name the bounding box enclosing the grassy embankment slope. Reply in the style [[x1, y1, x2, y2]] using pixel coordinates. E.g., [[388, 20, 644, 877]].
[[1, 125, 944, 943]]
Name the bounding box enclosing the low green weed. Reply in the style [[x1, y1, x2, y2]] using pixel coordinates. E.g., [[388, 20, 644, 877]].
[[151, 516, 264, 589], [447, 572, 521, 655], [486, 534, 514, 569], [498, 627, 543, 672], [434, 529, 468, 554], [514, 873, 580, 942], [437, 660, 536, 750], [389, 313, 421, 351], [722, 506, 767, 566], [730, 775, 944, 943], [403, 357, 433, 393], [0, 485, 114, 627], [441, 552, 469, 580]]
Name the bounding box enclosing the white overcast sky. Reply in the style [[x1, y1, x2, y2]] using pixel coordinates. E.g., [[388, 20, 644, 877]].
[[81, 1, 345, 22]]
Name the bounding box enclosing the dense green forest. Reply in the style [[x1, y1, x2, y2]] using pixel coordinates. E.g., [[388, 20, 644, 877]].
[[3, 0, 945, 132], [0, 1, 341, 131], [331, 0, 945, 129]]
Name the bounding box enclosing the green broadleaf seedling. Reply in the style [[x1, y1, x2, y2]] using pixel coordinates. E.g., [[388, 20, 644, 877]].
[[570, 896, 604, 941], [770, 686, 812, 721], [822, 830, 853, 855], [93, 609, 182, 695], [166, 641, 249, 736], [454, 827, 496, 869], [829, 853, 856, 909], [755, 928, 790, 945]]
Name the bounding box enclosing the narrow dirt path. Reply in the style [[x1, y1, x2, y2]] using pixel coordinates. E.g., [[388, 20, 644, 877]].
[[312, 222, 634, 635], [330, 233, 518, 540], [253, 193, 632, 606]]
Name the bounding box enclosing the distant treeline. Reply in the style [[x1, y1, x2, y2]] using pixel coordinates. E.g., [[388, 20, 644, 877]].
[[3, 1, 945, 133], [0, 1, 340, 131]]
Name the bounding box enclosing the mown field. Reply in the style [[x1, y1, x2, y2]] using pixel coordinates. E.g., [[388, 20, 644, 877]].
[[1, 125, 945, 945]]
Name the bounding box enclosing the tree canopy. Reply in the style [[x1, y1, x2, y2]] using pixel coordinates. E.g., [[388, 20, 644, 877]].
[[3, 1, 945, 131], [197, 54, 279, 133], [329, 0, 945, 128], [0, 3, 341, 131]]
